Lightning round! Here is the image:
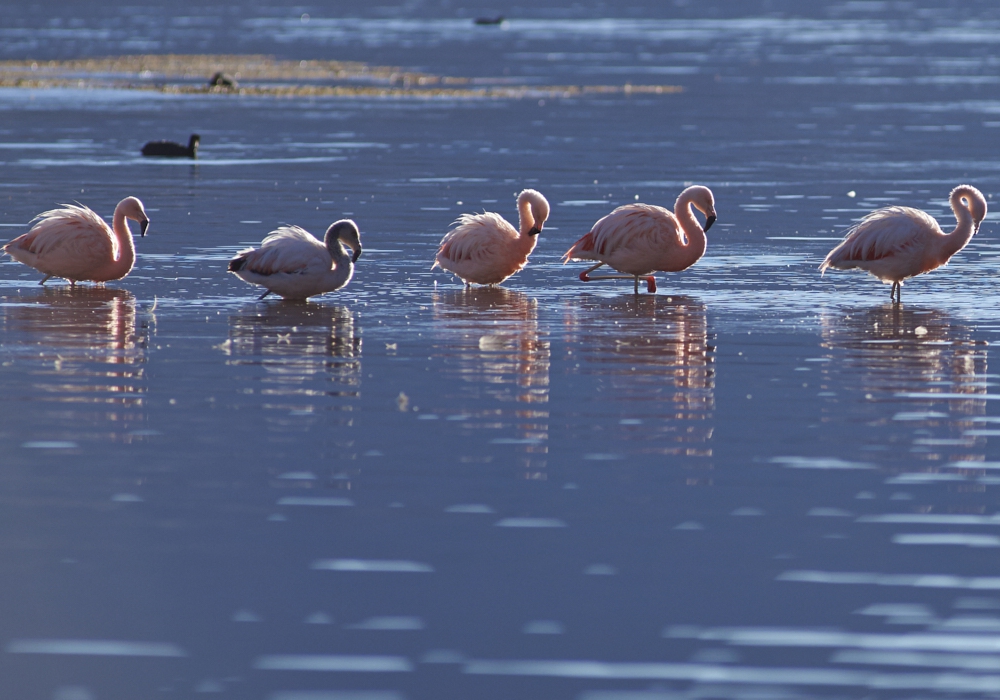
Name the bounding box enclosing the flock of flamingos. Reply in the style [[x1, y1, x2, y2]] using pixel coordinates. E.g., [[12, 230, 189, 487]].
[[0, 180, 988, 303]]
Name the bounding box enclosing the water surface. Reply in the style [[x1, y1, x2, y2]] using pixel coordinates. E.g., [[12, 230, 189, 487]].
[[3, 2, 1000, 698]]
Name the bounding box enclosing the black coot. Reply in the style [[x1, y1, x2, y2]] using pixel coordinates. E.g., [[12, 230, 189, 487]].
[[141, 134, 200, 158]]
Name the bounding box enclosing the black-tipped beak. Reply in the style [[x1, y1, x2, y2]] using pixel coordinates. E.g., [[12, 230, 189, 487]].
[[140, 219, 150, 237], [704, 214, 716, 232], [528, 226, 542, 237], [352, 247, 362, 263]]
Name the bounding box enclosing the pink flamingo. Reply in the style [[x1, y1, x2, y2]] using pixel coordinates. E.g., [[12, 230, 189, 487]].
[[820, 185, 987, 303], [563, 185, 717, 294], [228, 219, 362, 300], [432, 189, 550, 286], [4, 197, 149, 286]]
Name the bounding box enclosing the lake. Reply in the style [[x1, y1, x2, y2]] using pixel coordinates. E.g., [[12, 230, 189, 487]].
[[3, 1, 1000, 698]]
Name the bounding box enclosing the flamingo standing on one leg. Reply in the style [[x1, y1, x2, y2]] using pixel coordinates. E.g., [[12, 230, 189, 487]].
[[3, 197, 150, 286], [228, 219, 362, 300], [563, 185, 717, 294], [820, 185, 987, 304], [432, 189, 550, 287]]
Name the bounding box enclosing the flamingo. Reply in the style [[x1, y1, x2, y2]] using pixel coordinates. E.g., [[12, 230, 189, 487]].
[[142, 134, 199, 158], [820, 185, 987, 303], [563, 185, 717, 294], [4, 197, 150, 286], [228, 219, 362, 300], [432, 189, 549, 286]]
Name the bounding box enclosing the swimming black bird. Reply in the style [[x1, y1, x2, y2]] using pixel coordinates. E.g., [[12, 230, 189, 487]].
[[141, 134, 200, 158], [474, 16, 505, 25]]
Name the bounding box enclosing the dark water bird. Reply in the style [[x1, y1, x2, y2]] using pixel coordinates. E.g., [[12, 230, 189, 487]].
[[229, 220, 363, 300], [820, 184, 987, 303], [208, 72, 239, 90], [4, 197, 150, 285], [141, 134, 200, 158], [474, 16, 505, 25]]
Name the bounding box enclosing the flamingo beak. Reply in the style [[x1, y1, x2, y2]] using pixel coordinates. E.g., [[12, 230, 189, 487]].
[[352, 246, 362, 263], [140, 219, 150, 237], [528, 226, 542, 236], [704, 214, 717, 232]]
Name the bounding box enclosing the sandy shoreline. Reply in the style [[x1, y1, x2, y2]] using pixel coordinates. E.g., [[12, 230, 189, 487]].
[[0, 54, 681, 99]]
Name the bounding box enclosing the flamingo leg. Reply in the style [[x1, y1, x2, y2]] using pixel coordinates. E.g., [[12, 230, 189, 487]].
[[890, 281, 900, 304], [39, 275, 51, 285], [579, 262, 605, 282], [258, 289, 272, 301], [582, 273, 657, 294]]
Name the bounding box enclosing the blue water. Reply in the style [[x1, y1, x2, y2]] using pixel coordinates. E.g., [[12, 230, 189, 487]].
[[3, 2, 1000, 698]]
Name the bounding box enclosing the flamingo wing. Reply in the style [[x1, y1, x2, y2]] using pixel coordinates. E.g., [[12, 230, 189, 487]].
[[821, 207, 939, 272], [236, 226, 332, 276], [5, 205, 115, 269], [565, 204, 680, 265], [434, 213, 517, 266]]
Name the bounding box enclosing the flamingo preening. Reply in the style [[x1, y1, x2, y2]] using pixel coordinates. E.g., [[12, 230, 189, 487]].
[[228, 220, 362, 300], [432, 189, 550, 287]]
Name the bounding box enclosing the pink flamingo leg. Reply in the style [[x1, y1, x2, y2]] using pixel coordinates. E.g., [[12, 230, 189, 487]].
[[646, 276, 656, 293], [580, 262, 604, 282]]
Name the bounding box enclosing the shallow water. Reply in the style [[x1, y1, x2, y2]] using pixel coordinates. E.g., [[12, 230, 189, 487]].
[[3, 2, 1000, 698]]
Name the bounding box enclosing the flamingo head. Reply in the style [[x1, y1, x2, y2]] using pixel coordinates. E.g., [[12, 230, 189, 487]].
[[517, 188, 550, 236], [118, 196, 150, 237], [678, 185, 717, 232], [327, 219, 362, 262], [952, 184, 987, 233]]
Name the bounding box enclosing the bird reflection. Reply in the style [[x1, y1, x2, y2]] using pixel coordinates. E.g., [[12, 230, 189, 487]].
[[819, 304, 987, 461], [225, 303, 361, 417], [1, 286, 148, 436], [562, 295, 715, 462], [431, 288, 549, 477]]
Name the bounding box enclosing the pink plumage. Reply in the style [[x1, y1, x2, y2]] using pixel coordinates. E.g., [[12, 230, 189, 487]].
[[563, 185, 717, 294], [228, 220, 362, 300], [433, 189, 550, 286], [820, 185, 987, 303], [4, 197, 149, 285]]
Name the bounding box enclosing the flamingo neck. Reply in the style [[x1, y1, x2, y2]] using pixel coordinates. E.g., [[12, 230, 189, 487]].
[[517, 198, 535, 237], [326, 240, 355, 290], [673, 194, 708, 267], [106, 208, 137, 279], [941, 187, 979, 260]]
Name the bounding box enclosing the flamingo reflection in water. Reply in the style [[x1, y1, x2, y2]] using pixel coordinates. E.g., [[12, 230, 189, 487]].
[[819, 305, 987, 465], [2, 287, 150, 438], [225, 303, 361, 424], [431, 288, 550, 477], [562, 295, 714, 467]]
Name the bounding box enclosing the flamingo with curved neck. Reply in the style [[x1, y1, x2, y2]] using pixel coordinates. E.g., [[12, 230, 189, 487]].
[[4, 197, 149, 286], [433, 189, 550, 286], [820, 184, 987, 303], [228, 219, 363, 300], [563, 185, 717, 294]]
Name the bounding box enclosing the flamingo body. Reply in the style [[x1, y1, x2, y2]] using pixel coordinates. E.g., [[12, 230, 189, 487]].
[[563, 185, 717, 292], [433, 189, 549, 286], [229, 220, 362, 300], [4, 197, 149, 285], [820, 185, 987, 302]]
